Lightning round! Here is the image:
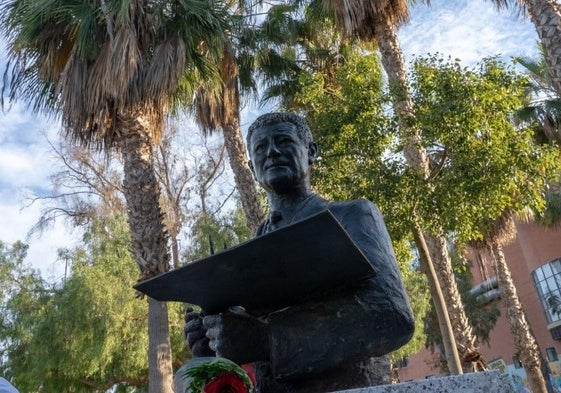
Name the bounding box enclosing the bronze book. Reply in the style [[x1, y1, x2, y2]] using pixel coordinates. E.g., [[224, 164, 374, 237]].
[[134, 210, 375, 315]]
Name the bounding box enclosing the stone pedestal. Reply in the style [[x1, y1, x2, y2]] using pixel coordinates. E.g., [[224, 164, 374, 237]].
[[331, 371, 513, 393]]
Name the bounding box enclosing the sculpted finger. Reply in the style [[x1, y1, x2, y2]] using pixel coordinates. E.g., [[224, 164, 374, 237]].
[[192, 337, 214, 357], [202, 315, 221, 330], [208, 338, 217, 352], [205, 325, 221, 341], [187, 329, 206, 348], [185, 311, 200, 323], [185, 317, 203, 333]]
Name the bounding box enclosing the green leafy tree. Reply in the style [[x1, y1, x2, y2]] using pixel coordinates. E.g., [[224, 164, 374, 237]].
[[1, 217, 186, 392], [391, 240, 431, 362], [0, 241, 47, 384], [404, 54, 560, 392], [408, 55, 559, 244]]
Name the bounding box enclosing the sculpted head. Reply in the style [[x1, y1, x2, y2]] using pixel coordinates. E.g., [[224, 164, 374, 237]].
[[247, 113, 317, 195], [247, 112, 313, 147]]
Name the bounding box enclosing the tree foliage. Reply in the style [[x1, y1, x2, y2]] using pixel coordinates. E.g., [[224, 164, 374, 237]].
[[0, 216, 187, 392], [408, 55, 561, 242], [0, 241, 48, 385], [390, 240, 431, 360], [184, 205, 252, 263]]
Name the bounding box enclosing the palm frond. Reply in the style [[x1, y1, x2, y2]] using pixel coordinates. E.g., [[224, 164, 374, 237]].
[[260, 80, 301, 108], [109, 26, 141, 100], [487, 0, 528, 16], [144, 36, 186, 101], [537, 182, 561, 228], [194, 84, 223, 134], [313, 0, 413, 40], [1, 0, 232, 146], [482, 209, 517, 246], [236, 51, 259, 99], [261, 3, 301, 45], [514, 44, 561, 145]]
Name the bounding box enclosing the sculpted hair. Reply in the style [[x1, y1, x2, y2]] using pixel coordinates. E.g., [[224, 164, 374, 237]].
[[246, 112, 313, 147]]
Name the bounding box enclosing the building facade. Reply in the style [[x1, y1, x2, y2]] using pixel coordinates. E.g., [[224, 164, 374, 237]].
[[396, 220, 561, 392]]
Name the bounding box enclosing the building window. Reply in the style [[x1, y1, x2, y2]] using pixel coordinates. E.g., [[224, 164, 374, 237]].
[[532, 258, 561, 324], [512, 356, 523, 369], [546, 347, 559, 362]]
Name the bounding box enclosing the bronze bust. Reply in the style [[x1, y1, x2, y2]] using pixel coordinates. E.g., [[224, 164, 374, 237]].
[[184, 113, 414, 392]]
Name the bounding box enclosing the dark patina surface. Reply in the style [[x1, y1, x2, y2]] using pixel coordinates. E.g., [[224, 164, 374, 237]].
[[144, 112, 414, 393]]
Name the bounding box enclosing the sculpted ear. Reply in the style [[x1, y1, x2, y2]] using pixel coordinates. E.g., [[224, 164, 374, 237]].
[[308, 142, 318, 164]]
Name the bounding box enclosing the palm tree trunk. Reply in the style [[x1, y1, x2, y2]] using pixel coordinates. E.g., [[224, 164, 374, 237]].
[[118, 115, 174, 393], [424, 233, 487, 371], [221, 49, 264, 233], [526, 0, 561, 97], [374, 17, 479, 372], [413, 226, 463, 374], [374, 17, 427, 170], [489, 241, 547, 393], [223, 121, 264, 232], [148, 297, 174, 393]]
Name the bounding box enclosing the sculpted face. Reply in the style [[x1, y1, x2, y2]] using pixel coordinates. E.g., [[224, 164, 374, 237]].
[[249, 122, 316, 194]]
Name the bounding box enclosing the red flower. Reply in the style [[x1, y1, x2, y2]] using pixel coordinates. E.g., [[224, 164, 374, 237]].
[[203, 371, 249, 393]]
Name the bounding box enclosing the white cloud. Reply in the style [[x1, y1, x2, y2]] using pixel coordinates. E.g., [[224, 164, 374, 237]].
[[0, 101, 60, 191], [0, 99, 69, 279], [400, 0, 539, 65]]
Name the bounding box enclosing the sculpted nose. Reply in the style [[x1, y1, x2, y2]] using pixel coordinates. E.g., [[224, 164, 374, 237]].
[[266, 142, 281, 157]]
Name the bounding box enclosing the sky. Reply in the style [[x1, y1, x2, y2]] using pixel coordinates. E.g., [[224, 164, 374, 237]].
[[0, 0, 541, 281]]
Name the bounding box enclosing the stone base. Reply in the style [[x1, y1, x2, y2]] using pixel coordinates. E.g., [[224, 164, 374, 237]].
[[331, 371, 513, 393]]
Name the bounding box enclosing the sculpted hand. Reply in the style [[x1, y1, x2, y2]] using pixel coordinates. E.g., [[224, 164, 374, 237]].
[[184, 307, 215, 357], [203, 312, 270, 364]]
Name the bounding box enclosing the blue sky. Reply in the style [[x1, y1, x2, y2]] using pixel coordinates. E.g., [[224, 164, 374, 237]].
[[0, 0, 540, 280]]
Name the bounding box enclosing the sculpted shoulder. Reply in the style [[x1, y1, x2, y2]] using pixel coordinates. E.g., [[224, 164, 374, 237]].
[[327, 198, 382, 224]]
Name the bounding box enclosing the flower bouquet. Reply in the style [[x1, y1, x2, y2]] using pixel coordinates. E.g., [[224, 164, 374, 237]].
[[180, 357, 255, 393]]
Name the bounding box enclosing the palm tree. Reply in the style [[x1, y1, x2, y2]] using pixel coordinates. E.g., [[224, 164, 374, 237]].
[[473, 211, 547, 393], [301, 0, 486, 373], [488, 1, 561, 97], [253, 4, 348, 107], [514, 47, 561, 228], [0, 1, 229, 392], [515, 45, 561, 146], [194, 42, 264, 232]]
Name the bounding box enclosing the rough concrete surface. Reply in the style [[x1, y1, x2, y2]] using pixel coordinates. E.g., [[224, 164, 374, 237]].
[[330, 371, 513, 393]]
